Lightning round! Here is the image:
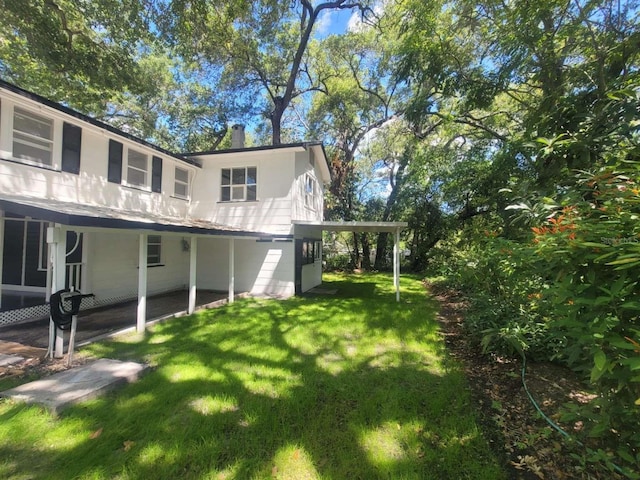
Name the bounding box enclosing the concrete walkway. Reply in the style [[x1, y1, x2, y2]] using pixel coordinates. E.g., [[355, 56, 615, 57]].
[[1, 358, 148, 414]]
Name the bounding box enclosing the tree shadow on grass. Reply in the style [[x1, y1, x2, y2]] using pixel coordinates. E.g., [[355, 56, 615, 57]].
[[0, 275, 504, 479]]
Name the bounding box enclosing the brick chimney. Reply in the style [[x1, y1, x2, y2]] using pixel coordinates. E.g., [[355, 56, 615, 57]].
[[231, 124, 245, 149]]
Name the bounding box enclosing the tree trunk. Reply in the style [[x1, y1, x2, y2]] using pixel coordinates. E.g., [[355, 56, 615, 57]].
[[373, 155, 408, 270], [361, 233, 371, 270], [351, 232, 361, 269], [270, 96, 285, 145], [374, 232, 388, 270]]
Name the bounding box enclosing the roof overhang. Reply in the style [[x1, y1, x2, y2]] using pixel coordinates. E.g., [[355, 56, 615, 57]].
[[293, 220, 407, 233], [0, 195, 286, 239]]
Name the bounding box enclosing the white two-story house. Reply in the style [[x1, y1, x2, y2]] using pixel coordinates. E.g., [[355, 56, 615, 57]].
[[0, 80, 331, 330]]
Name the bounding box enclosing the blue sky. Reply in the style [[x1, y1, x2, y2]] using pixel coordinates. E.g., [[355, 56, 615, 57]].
[[315, 8, 358, 37]]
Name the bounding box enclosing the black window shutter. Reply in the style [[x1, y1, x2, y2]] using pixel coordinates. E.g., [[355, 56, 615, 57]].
[[152, 156, 162, 193], [108, 140, 123, 183], [61, 122, 82, 174]]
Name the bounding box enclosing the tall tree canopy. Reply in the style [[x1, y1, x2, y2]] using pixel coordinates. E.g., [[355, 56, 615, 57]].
[[155, 0, 375, 145]]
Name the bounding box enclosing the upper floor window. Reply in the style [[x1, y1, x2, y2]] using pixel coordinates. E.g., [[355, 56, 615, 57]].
[[221, 166, 257, 202], [304, 173, 316, 210], [13, 107, 53, 166], [174, 166, 190, 199], [126, 148, 148, 187]]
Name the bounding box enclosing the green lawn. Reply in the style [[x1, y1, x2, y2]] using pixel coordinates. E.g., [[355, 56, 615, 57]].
[[0, 273, 505, 480]]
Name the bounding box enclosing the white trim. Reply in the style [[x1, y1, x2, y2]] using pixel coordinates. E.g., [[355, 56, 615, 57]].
[[174, 165, 191, 199], [188, 236, 197, 314], [125, 146, 150, 190], [0, 209, 3, 309], [137, 233, 147, 332], [228, 238, 235, 303]]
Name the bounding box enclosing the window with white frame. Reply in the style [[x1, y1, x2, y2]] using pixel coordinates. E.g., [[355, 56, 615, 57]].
[[301, 239, 322, 265], [174, 166, 190, 199], [127, 148, 148, 187], [304, 173, 316, 209], [221, 167, 257, 202], [13, 107, 54, 166], [147, 235, 162, 266]]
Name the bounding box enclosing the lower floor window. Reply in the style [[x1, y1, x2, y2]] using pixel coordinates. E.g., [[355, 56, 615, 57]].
[[147, 235, 162, 266], [302, 240, 322, 265]]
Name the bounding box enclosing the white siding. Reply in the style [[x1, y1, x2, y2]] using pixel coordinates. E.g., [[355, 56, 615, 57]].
[[0, 93, 194, 220], [292, 151, 324, 222], [87, 230, 189, 303], [195, 237, 229, 291], [189, 149, 297, 235], [197, 237, 295, 297], [301, 262, 322, 292]]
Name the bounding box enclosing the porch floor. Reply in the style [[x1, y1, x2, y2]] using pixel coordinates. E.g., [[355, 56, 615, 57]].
[[0, 290, 231, 351]]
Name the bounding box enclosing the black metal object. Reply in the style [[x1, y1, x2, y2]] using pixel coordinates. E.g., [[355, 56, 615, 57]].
[[49, 289, 86, 330]]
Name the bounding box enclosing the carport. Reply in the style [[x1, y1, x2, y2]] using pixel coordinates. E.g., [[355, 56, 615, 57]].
[[293, 220, 408, 302]]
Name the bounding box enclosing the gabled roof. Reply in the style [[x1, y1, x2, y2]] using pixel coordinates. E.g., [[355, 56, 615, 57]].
[[0, 79, 200, 168], [187, 142, 332, 184]]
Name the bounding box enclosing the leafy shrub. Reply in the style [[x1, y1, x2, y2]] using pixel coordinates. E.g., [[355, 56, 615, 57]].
[[433, 161, 640, 476], [323, 253, 353, 272]]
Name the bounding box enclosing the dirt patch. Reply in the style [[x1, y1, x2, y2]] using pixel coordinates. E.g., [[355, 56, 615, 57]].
[[433, 289, 621, 480], [0, 341, 91, 389]]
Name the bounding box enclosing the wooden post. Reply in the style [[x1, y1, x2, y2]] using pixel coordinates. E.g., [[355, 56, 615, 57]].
[[228, 238, 235, 303], [137, 233, 147, 333], [188, 236, 197, 314]]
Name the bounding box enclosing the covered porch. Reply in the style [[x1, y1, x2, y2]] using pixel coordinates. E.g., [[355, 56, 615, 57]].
[[0, 289, 236, 351], [0, 195, 283, 357]]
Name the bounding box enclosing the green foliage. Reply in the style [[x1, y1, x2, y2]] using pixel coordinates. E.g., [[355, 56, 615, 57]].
[[0, 0, 148, 102], [323, 253, 353, 272], [438, 158, 640, 476]]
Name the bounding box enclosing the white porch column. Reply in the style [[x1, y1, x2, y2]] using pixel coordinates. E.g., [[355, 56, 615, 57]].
[[188, 236, 197, 314], [137, 233, 148, 333], [393, 228, 400, 302], [228, 238, 235, 303], [48, 225, 67, 357], [0, 209, 4, 309]]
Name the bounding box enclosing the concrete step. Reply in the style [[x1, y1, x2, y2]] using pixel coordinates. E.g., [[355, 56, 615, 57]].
[[1, 358, 148, 415]]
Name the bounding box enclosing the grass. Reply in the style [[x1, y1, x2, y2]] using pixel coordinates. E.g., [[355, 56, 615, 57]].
[[0, 273, 506, 479]]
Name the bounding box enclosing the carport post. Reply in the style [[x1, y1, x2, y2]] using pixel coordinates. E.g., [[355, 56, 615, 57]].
[[188, 236, 197, 314], [137, 233, 147, 333], [394, 227, 400, 302], [228, 238, 235, 303]]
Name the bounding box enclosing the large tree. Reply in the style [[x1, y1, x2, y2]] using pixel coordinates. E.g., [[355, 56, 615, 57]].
[[0, 0, 149, 109], [307, 6, 410, 267], [156, 0, 375, 145]]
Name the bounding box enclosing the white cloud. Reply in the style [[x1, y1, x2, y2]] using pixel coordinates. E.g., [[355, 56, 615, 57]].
[[347, 11, 364, 32], [316, 11, 333, 36]]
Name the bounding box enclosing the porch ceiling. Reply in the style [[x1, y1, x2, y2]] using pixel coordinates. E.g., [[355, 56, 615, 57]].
[[0, 195, 278, 238], [293, 220, 407, 233]]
